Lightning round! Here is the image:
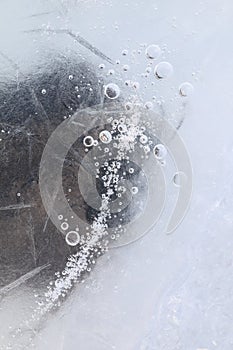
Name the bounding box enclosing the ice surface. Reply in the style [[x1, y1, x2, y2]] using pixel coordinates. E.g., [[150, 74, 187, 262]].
[[0, 0, 233, 349]]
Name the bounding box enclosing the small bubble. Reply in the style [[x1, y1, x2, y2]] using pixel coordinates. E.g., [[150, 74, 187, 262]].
[[122, 49, 128, 56], [41, 89, 47, 95], [58, 215, 63, 220], [173, 171, 187, 187], [145, 66, 152, 73], [123, 64, 129, 71], [61, 222, 69, 231], [108, 69, 115, 76], [154, 62, 173, 79], [99, 130, 112, 144], [125, 80, 132, 87], [65, 231, 80, 246], [140, 135, 148, 144], [144, 101, 154, 110], [129, 168, 134, 174], [153, 144, 167, 159], [132, 81, 140, 89], [83, 136, 94, 147], [179, 82, 194, 97], [145, 44, 161, 59], [125, 102, 133, 111], [131, 187, 138, 195], [118, 124, 127, 133], [16, 192, 21, 197], [68, 74, 74, 80], [104, 83, 120, 99], [99, 63, 105, 70]]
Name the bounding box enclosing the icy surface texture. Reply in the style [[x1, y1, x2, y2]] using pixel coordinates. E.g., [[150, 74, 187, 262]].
[[0, 0, 233, 349]]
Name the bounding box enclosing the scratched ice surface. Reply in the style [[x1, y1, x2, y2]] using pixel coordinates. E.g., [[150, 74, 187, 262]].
[[0, 0, 233, 349]]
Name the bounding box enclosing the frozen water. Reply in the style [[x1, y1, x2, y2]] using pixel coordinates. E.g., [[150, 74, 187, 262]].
[[0, 0, 233, 349]]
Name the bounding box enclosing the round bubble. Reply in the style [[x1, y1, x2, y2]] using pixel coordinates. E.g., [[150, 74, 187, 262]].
[[123, 64, 129, 71], [99, 63, 105, 70], [61, 222, 69, 231], [108, 69, 115, 76], [145, 66, 152, 73], [65, 231, 80, 246], [132, 82, 140, 89], [144, 101, 154, 110], [145, 44, 161, 59], [153, 144, 167, 159], [131, 187, 138, 195], [154, 62, 173, 79], [41, 89, 47, 95], [140, 135, 148, 144], [104, 83, 121, 99], [129, 167, 134, 174], [125, 102, 133, 111], [173, 171, 187, 187], [83, 136, 94, 147], [99, 130, 112, 144], [179, 82, 194, 97], [118, 124, 127, 133]]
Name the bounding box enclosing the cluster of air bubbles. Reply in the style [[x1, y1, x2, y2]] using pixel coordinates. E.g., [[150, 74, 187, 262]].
[[99, 130, 112, 144], [104, 83, 121, 99], [179, 82, 194, 97], [154, 62, 173, 79], [153, 144, 167, 160], [65, 231, 80, 246], [145, 44, 161, 59], [83, 135, 94, 147], [6, 42, 194, 349]]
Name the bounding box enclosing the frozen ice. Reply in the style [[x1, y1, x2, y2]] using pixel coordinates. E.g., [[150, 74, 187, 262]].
[[0, 0, 233, 350]]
